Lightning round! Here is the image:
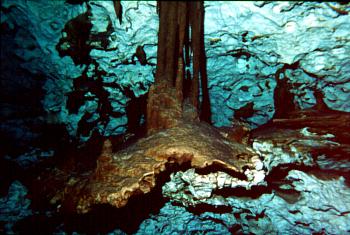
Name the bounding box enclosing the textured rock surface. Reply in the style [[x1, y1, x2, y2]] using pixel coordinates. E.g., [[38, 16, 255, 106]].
[[205, 1, 350, 127], [62, 121, 260, 214], [163, 166, 265, 207], [1, 1, 350, 234], [138, 170, 350, 234], [1, 1, 349, 144], [136, 202, 232, 234], [31, 110, 348, 234], [147, 110, 350, 234], [1, 0, 157, 144], [252, 109, 350, 174], [1, 0, 85, 155], [0, 181, 32, 234]]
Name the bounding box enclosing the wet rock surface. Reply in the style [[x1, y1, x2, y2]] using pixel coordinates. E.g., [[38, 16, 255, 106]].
[[1, 1, 350, 234], [206, 2, 350, 127], [61, 120, 260, 214], [140, 110, 350, 234], [1, 1, 349, 145], [137, 169, 350, 234], [15, 110, 346, 234], [252, 109, 350, 175]]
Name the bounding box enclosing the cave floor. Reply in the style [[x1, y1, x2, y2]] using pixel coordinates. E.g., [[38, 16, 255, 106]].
[[4, 109, 350, 234]]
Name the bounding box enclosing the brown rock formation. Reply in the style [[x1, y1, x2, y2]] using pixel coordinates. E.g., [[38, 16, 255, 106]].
[[61, 121, 259, 214], [146, 81, 183, 135], [218, 120, 251, 144], [147, 1, 211, 134], [41, 2, 350, 223], [50, 1, 235, 216], [33, 108, 349, 217], [252, 109, 350, 170]]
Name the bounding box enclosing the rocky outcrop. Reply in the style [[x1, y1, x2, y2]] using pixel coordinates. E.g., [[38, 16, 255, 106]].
[[137, 169, 350, 234], [253, 110, 350, 172], [2, 110, 348, 234], [31, 109, 347, 234], [60, 120, 262, 214], [138, 110, 350, 234]]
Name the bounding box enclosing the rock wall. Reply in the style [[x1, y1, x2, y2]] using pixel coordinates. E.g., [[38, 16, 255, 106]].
[[1, 2, 349, 234], [1, 1, 157, 149], [205, 1, 350, 127], [137, 116, 350, 234], [0, 181, 32, 233], [136, 170, 350, 234], [1, 1, 349, 145]]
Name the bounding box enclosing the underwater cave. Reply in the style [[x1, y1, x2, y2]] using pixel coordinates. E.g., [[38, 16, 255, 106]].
[[1, 1, 350, 234]]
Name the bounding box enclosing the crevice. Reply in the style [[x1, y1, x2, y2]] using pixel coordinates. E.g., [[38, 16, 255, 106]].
[[188, 203, 233, 215], [213, 185, 271, 199], [245, 209, 266, 221], [56, 9, 93, 65], [273, 62, 300, 119], [195, 162, 247, 180]]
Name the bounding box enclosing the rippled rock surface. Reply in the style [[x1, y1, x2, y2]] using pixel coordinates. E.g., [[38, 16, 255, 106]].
[[138, 110, 350, 234], [1, 1, 350, 234], [25, 110, 347, 234], [2, 1, 349, 144], [61, 120, 262, 214]]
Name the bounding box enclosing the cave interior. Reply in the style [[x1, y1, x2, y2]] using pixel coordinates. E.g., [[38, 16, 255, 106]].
[[1, 1, 350, 234]]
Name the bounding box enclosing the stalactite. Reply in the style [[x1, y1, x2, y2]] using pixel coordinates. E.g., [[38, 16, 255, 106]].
[[135, 45, 147, 65], [154, 1, 169, 84], [147, 1, 210, 134], [190, 2, 201, 111], [164, 2, 178, 86], [175, 2, 187, 104], [113, 0, 123, 25], [313, 89, 329, 111], [198, 2, 211, 124]]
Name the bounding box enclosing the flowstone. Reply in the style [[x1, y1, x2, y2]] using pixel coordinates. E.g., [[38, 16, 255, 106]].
[[156, 110, 350, 234]]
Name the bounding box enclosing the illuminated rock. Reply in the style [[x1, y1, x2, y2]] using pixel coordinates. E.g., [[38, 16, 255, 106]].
[[62, 121, 263, 213]]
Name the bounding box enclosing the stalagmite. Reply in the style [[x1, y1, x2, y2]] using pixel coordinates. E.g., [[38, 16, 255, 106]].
[[147, 1, 211, 134]]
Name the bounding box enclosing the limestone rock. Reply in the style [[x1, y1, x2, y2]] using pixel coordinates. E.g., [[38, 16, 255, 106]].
[[155, 110, 350, 234], [61, 121, 260, 214], [0, 181, 32, 234], [2, 1, 349, 143], [205, 1, 350, 127], [252, 109, 350, 173]]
